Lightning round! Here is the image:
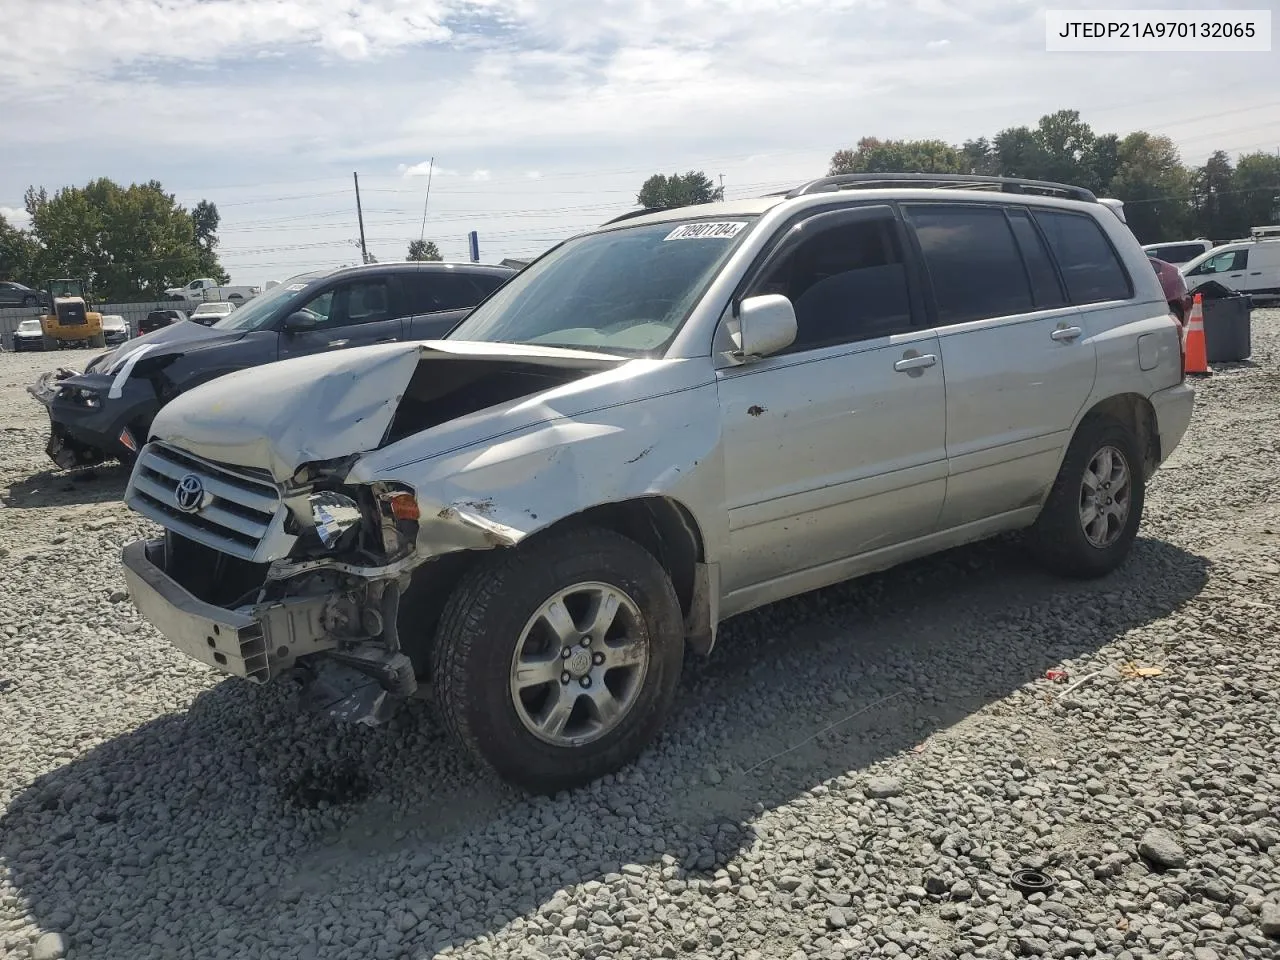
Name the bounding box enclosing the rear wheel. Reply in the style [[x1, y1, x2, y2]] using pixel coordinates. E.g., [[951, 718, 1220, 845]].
[[41, 335, 58, 351], [432, 527, 685, 794], [1027, 414, 1145, 579]]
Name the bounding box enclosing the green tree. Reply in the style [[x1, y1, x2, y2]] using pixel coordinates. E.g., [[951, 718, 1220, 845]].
[[1192, 150, 1242, 240], [960, 138, 1000, 175], [192, 200, 229, 282], [1084, 133, 1122, 195], [992, 126, 1049, 180], [1031, 109, 1096, 186], [1233, 151, 1280, 234], [407, 239, 442, 261], [0, 214, 35, 282], [21, 178, 226, 300], [1107, 132, 1192, 242], [637, 171, 724, 209], [828, 137, 965, 175]]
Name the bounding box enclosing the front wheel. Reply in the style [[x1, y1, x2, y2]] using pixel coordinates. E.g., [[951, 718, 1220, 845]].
[[432, 527, 685, 794], [1027, 414, 1145, 579]]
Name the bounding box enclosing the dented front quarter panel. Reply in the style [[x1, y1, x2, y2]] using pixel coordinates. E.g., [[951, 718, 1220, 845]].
[[347, 356, 730, 566]]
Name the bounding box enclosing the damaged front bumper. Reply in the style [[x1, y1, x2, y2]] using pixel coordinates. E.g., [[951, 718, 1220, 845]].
[[30, 368, 157, 469], [121, 538, 417, 725]]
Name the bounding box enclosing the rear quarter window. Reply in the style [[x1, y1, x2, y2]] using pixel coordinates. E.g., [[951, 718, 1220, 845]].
[[1033, 210, 1133, 305]]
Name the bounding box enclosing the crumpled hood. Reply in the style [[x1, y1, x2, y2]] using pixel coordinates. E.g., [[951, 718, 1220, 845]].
[[148, 340, 625, 481], [91, 320, 243, 370]]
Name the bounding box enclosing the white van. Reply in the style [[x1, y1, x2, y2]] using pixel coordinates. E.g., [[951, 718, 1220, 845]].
[[1181, 237, 1280, 301], [1143, 239, 1213, 265]]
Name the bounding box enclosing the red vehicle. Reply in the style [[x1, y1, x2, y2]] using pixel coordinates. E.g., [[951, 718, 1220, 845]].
[[1150, 257, 1193, 325]]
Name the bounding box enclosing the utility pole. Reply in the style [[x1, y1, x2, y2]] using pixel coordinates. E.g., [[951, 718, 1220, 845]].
[[418, 156, 435, 242], [353, 171, 369, 264], [719, 173, 725, 198]]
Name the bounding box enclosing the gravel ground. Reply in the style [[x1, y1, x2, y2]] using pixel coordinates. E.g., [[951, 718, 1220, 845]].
[[1, 317, 1278, 960]]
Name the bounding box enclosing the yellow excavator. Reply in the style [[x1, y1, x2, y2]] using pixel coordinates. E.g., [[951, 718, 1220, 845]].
[[39, 279, 106, 350]]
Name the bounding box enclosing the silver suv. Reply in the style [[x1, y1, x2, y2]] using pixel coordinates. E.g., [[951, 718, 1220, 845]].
[[119, 174, 1195, 793]]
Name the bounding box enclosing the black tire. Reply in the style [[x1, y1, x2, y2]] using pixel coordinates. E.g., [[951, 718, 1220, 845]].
[[432, 526, 685, 794], [1027, 414, 1145, 579], [41, 335, 58, 351]]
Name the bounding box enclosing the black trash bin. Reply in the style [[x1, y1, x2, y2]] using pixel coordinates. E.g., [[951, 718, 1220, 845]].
[[1195, 281, 1252, 363]]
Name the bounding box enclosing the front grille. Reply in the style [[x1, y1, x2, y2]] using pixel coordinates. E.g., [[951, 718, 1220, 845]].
[[126, 442, 284, 562]]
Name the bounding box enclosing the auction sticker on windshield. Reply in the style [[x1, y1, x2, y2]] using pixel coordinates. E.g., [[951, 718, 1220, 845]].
[[663, 222, 747, 241]]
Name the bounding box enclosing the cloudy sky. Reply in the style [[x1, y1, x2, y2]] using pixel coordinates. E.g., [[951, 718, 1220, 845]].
[[1, 0, 1277, 286]]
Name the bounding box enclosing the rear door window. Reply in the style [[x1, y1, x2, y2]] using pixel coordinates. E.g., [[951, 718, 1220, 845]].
[[403, 271, 491, 313], [1032, 210, 1133, 304], [904, 205, 1035, 324]]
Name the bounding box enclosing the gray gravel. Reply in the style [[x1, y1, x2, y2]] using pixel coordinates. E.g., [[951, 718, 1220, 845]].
[[2, 314, 1280, 960]]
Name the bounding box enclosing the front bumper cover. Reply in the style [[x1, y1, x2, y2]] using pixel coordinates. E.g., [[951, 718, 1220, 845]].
[[33, 370, 159, 468]]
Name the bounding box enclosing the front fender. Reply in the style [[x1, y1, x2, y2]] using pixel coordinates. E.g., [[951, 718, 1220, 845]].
[[350, 380, 729, 565]]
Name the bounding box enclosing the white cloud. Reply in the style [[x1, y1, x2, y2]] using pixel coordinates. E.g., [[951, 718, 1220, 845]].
[[0, 206, 30, 226], [399, 161, 459, 177], [526, 171, 543, 179], [926, 38, 951, 49], [0, 0, 454, 89], [471, 170, 492, 181]]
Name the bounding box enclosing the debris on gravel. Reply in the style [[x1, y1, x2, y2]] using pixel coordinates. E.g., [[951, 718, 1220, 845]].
[[2, 314, 1280, 960]]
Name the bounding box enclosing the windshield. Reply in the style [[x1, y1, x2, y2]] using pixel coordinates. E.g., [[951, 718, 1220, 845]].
[[446, 217, 758, 355], [211, 272, 324, 331], [19, 320, 39, 331]]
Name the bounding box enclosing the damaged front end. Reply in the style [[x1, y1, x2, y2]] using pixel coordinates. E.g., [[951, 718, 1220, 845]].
[[121, 444, 431, 726]]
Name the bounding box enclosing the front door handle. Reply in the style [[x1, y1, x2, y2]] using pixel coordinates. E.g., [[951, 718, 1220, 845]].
[[1050, 326, 1083, 342], [894, 353, 937, 372], [374, 336, 396, 343], [327, 339, 349, 348]]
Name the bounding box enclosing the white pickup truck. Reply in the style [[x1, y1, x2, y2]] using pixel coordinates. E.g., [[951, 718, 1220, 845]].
[[164, 278, 261, 303]]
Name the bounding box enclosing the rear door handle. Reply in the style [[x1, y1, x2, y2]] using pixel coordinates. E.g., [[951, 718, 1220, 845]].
[[894, 353, 937, 372], [374, 336, 396, 343], [1050, 326, 1083, 342]]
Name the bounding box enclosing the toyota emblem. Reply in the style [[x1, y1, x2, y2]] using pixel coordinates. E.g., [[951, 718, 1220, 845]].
[[173, 474, 205, 513]]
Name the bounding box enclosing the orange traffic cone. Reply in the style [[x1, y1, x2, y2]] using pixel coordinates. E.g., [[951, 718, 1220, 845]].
[[1183, 293, 1208, 376]]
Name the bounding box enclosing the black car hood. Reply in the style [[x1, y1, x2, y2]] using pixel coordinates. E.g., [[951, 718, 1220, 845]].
[[89, 320, 247, 371]]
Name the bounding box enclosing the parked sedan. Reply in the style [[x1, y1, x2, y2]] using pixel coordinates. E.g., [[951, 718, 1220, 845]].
[[10, 318, 45, 351], [101, 314, 130, 346], [0, 282, 49, 308], [188, 301, 237, 326]]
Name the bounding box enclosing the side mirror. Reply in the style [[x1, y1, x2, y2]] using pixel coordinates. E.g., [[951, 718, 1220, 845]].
[[283, 311, 318, 333], [736, 294, 797, 359]]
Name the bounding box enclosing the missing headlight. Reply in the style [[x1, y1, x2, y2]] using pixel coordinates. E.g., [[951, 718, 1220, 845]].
[[309, 492, 363, 549]]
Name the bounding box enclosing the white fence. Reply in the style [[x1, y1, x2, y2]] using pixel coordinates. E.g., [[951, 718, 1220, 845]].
[[1, 300, 205, 343]]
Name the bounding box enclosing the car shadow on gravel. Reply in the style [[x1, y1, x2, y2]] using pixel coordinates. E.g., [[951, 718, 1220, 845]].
[[1, 463, 130, 510], [0, 535, 1210, 959]]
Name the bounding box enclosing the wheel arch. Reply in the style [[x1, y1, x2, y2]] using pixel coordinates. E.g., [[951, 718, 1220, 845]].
[[1080, 393, 1160, 480], [400, 494, 717, 679]]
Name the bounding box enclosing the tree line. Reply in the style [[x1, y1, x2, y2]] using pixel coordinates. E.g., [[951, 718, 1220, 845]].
[[0, 179, 228, 301], [635, 109, 1280, 244]]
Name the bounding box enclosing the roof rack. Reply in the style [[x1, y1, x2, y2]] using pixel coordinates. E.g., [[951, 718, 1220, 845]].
[[784, 173, 1098, 203], [601, 207, 664, 226]]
